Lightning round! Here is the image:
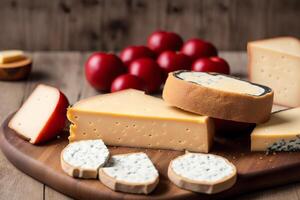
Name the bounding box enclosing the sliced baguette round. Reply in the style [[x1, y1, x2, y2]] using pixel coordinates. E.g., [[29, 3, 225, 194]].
[[163, 70, 274, 123], [99, 152, 159, 194], [168, 153, 237, 194], [61, 139, 109, 179]]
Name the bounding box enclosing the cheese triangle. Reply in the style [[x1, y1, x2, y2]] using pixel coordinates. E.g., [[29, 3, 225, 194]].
[[68, 89, 214, 153]]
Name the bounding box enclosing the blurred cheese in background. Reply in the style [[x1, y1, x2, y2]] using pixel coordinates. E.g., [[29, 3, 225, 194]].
[[0, 50, 26, 64], [248, 37, 300, 107]]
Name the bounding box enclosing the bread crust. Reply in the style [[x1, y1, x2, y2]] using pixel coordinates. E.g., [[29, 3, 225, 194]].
[[98, 152, 159, 194], [60, 145, 109, 179], [99, 169, 159, 194], [168, 154, 237, 194], [163, 71, 274, 123]]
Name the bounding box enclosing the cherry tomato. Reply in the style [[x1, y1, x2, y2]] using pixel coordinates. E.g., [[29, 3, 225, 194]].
[[128, 58, 164, 93], [147, 31, 183, 54], [111, 74, 146, 92], [181, 39, 218, 61], [85, 52, 126, 91], [119, 46, 155, 67], [192, 57, 230, 74], [157, 51, 191, 73]]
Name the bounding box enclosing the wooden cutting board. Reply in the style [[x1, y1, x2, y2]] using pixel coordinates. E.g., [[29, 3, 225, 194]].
[[2, 114, 300, 200]]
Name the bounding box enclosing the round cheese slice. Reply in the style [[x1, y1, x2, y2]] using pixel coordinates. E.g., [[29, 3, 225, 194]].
[[99, 152, 159, 194], [163, 70, 274, 123], [168, 153, 237, 194], [61, 139, 110, 179]]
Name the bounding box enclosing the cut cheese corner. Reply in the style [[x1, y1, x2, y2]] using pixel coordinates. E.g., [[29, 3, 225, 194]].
[[251, 107, 300, 152], [248, 37, 300, 107]]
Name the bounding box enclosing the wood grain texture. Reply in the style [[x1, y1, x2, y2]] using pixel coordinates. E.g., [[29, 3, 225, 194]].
[[0, 0, 299, 51], [1, 52, 300, 200]]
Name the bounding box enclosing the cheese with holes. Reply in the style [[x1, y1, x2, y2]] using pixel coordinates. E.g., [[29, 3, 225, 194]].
[[68, 89, 214, 153], [251, 107, 300, 152], [0, 50, 25, 64], [248, 37, 300, 107]]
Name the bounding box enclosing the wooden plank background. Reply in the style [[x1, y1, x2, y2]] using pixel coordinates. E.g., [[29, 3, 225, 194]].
[[0, 0, 299, 51]]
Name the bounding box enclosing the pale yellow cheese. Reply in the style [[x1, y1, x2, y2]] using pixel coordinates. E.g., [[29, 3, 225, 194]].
[[68, 89, 214, 153], [248, 37, 300, 107], [251, 107, 300, 151], [0, 50, 25, 64]]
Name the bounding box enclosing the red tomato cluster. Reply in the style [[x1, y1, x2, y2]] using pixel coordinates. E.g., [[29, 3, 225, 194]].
[[85, 31, 230, 93]]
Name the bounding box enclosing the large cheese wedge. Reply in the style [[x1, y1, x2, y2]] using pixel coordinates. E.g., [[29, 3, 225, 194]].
[[9, 84, 69, 144], [248, 37, 300, 107], [163, 70, 274, 123], [68, 89, 214, 153], [251, 107, 300, 152]]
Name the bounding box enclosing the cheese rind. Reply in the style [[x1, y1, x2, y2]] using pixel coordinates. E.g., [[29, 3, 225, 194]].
[[99, 152, 159, 194], [68, 89, 214, 153], [248, 37, 300, 107], [8, 84, 68, 144], [163, 71, 274, 123], [61, 139, 110, 178], [0, 50, 25, 64], [251, 107, 300, 151], [168, 153, 237, 194]]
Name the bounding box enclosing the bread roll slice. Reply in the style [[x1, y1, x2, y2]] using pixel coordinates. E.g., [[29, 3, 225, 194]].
[[99, 152, 159, 194], [163, 70, 274, 123], [168, 153, 237, 194], [61, 139, 109, 179]]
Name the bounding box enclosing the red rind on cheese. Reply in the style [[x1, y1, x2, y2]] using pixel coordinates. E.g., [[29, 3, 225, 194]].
[[8, 84, 69, 144], [33, 92, 69, 144]]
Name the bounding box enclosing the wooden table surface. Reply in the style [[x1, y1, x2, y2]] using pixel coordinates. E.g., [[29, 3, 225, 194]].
[[1, 52, 300, 200]]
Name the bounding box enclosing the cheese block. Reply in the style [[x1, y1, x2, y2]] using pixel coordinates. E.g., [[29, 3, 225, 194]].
[[61, 139, 110, 178], [163, 70, 274, 123], [99, 152, 159, 194], [0, 50, 25, 64], [8, 84, 69, 144], [251, 107, 300, 152], [248, 37, 300, 107], [168, 153, 237, 194], [68, 89, 214, 153]]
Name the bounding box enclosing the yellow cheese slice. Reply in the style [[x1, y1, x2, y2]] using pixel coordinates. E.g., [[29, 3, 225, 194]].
[[0, 50, 25, 64], [248, 37, 300, 107], [68, 89, 214, 153], [251, 107, 300, 152]]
